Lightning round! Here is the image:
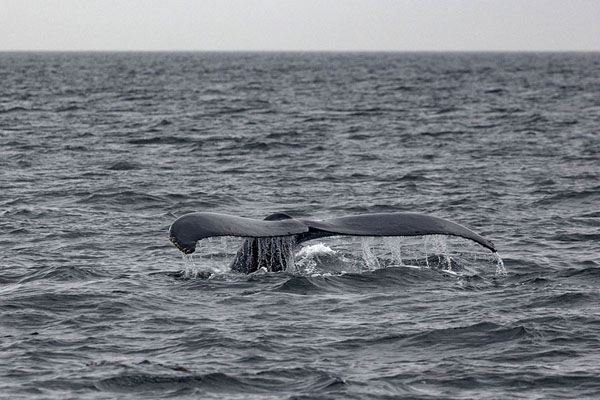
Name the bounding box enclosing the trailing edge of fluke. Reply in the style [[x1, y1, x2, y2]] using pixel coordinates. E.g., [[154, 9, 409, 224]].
[[168, 211, 496, 255]]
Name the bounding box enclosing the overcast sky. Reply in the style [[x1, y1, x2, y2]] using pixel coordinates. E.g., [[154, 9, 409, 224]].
[[1, 0, 599, 51]]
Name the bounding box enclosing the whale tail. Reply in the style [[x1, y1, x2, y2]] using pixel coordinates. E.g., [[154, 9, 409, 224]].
[[168, 212, 496, 273]]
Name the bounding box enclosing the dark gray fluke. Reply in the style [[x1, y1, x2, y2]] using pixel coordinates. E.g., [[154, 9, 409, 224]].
[[168, 212, 308, 254], [301, 213, 496, 252]]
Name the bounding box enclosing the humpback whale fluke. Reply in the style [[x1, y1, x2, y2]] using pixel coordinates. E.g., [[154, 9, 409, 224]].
[[168, 212, 496, 273]]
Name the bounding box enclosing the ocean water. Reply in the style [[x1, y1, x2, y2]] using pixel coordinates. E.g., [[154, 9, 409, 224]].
[[1, 52, 599, 399]]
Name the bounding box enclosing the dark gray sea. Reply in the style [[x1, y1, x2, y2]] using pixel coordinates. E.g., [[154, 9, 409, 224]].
[[1, 52, 599, 399]]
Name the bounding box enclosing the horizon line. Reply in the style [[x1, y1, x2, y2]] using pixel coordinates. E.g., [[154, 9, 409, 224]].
[[1, 49, 599, 54]]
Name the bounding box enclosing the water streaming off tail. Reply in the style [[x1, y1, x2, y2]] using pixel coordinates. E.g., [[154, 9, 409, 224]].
[[384, 235, 504, 276], [182, 236, 243, 278], [181, 253, 197, 278], [360, 237, 381, 270], [493, 252, 507, 276], [180, 235, 503, 277], [183, 236, 297, 276], [297, 235, 505, 276], [234, 236, 296, 273]]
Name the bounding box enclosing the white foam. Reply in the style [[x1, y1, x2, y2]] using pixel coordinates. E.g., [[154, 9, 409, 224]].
[[295, 242, 336, 258]]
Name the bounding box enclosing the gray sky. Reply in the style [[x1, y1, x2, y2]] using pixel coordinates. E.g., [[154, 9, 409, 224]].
[[1, 0, 599, 51]]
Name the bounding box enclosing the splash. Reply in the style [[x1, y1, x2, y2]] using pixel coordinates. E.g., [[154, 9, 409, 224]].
[[355, 235, 504, 276], [383, 237, 404, 267], [181, 252, 200, 279], [493, 252, 506, 276], [181, 237, 240, 278], [296, 242, 336, 258], [295, 243, 338, 275], [423, 235, 453, 270], [178, 234, 505, 278], [361, 237, 381, 270]]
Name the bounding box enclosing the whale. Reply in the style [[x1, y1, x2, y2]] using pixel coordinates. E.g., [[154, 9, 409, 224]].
[[168, 212, 496, 273]]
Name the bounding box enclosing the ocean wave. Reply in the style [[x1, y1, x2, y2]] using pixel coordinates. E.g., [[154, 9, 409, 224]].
[[55, 105, 85, 112], [0, 106, 39, 113], [16, 265, 107, 283], [96, 372, 246, 393], [76, 190, 166, 206], [106, 161, 141, 171], [97, 369, 344, 395], [333, 321, 531, 351], [127, 136, 196, 145]]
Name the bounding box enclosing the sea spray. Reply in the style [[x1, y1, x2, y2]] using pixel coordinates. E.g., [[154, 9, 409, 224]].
[[182, 252, 199, 279], [181, 235, 504, 277], [295, 243, 338, 275], [383, 237, 404, 267], [181, 237, 242, 278], [361, 237, 381, 270], [355, 235, 503, 275], [423, 235, 453, 271], [493, 252, 506, 276]]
